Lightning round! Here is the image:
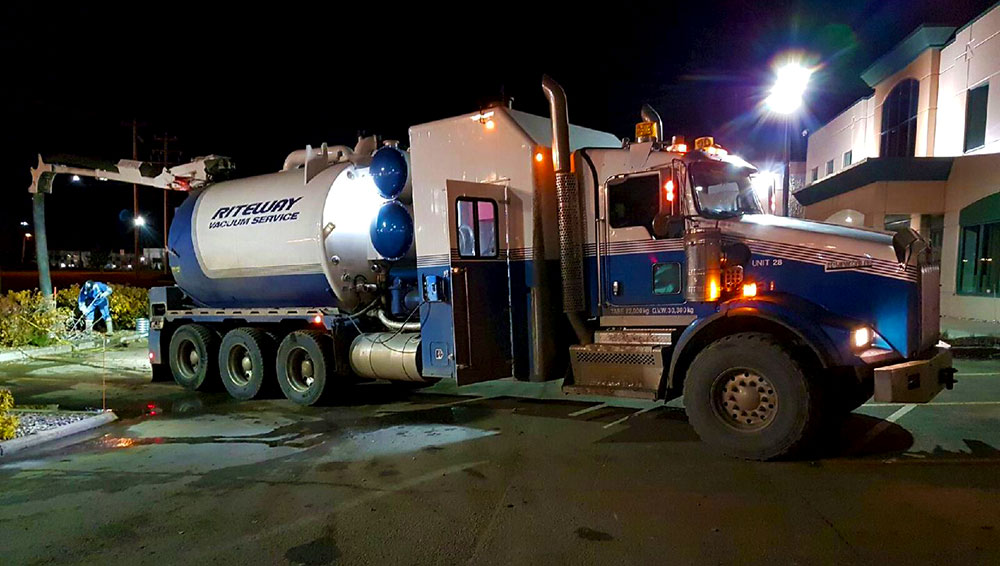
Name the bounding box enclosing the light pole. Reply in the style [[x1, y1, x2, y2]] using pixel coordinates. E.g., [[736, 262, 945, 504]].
[[22, 233, 33, 264], [765, 61, 812, 216], [133, 216, 146, 271]]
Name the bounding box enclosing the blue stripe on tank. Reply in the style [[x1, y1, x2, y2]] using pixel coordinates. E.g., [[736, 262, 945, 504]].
[[169, 193, 337, 308]]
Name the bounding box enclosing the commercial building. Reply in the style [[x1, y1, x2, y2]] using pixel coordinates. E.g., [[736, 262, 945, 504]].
[[797, 5, 1000, 323]]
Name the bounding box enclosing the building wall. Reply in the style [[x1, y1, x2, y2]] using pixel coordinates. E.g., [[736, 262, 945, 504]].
[[806, 49, 944, 180], [939, 154, 1000, 322], [804, 97, 874, 183], [936, 6, 1000, 156], [802, 180, 946, 230]]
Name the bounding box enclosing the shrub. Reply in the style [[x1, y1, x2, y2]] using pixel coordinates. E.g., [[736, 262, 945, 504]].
[[0, 389, 17, 441], [109, 286, 149, 330], [0, 388, 13, 411], [0, 290, 73, 348]]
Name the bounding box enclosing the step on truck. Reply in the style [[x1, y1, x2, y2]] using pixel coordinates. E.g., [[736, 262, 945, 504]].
[[131, 77, 955, 459]]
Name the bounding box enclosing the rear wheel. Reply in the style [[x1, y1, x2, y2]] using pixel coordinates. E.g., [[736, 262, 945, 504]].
[[684, 332, 823, 460], [168, 324, 218, 391], [219, 327, 274, 400], [276, 330, 335, 405]]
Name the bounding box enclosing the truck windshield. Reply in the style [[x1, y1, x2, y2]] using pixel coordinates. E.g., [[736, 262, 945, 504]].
[[689, 161, 762, 218]]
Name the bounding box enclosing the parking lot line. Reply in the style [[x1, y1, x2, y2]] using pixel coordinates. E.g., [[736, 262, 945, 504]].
[[602, 405, 660, 429], [568, 403, 608, 417], [865, 401, 1000, 407], [954, 372, 1000, 376]]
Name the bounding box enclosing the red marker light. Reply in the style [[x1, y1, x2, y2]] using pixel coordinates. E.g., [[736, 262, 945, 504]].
[[664, 179, 675, 202], [148, 352, 155, 360], [312, 315, 323, 325]]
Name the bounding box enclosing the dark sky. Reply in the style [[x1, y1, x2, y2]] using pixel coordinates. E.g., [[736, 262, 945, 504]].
[[1, 1, 994, 265]]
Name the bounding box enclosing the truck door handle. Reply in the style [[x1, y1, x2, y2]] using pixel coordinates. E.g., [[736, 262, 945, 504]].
[[612, 281, 621, 296]]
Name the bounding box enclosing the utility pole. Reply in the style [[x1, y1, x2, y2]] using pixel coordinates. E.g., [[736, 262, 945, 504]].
[[32, 193, 52, 299], [152, 132, 180, 271], [132, 118, 140, 279]]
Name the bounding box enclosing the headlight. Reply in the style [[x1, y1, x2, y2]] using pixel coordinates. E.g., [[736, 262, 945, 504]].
[[853, 327, 872, 349]]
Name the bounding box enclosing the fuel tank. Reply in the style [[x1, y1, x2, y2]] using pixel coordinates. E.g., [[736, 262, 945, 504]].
[[168, 157, 414, 309]]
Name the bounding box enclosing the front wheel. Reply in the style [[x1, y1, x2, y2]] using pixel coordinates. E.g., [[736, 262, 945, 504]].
[[684, 332, 824, 460]]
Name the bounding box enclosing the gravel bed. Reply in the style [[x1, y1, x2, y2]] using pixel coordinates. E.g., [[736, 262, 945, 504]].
[[10, 412, 98, 439]]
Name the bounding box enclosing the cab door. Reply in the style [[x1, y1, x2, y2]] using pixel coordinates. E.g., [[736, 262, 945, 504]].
[[447, 180, 514, 384], [601, 168, 688, 312]]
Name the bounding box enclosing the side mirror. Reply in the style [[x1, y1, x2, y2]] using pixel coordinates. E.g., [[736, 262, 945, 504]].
[[652, 214, 685, 239]]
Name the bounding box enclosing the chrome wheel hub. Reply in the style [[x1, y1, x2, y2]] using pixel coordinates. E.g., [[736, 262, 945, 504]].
[[714, 369, 777, 431]]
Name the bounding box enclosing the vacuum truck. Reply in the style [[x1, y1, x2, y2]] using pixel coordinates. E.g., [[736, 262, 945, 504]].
[[36, 77, 955, 459]]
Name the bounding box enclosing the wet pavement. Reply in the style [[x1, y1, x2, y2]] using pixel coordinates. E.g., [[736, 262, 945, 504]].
[[1, 342, 999, 565]]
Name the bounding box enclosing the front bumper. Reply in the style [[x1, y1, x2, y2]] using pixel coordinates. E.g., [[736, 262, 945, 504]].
[[873, 347, 956, 403]]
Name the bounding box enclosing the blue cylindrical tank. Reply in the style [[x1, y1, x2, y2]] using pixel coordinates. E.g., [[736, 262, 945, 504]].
[[167, 161, 413, 310]]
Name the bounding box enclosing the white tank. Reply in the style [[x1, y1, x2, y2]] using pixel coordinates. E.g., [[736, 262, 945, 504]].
[[169, 160, 412, 310]]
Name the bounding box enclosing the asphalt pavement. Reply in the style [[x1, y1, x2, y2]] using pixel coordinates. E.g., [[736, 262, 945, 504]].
[[0, 342, 998, 565]]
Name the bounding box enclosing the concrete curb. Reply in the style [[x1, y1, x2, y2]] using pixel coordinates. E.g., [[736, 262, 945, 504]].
[[0, 334, 144, 365], [0, 410, 117, 457]]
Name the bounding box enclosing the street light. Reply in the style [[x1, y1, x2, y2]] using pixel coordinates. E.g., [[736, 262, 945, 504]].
[[765, 59, 813, 216], [765, 62, 813, 115], [22, 233, 33, 263], [133, 215, 146, 227], [19, 221, 28, 227], [71, 175, 82, 183]]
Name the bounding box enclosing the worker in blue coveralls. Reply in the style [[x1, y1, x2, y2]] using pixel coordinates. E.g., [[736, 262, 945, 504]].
[[78, 280, 113, 334]]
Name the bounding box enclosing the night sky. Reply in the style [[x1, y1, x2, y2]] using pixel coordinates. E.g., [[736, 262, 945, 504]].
[[1, 1, 994, 265]]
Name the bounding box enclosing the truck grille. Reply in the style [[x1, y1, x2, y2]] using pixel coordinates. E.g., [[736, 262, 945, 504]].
[[918, 264, 941, 352]]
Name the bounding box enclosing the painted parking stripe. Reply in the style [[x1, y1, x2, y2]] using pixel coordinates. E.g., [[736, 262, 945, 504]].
[[602, 405, 661, 429], [865, 401, 1000, 407], [951, 372, 1000, 376], [568, 403, 608, 417]]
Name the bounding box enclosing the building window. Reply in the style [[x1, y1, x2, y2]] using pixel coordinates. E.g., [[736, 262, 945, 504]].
[[810, 167, 818, 182], [880, 78, 919, 157], [964, 84, 989, 152], [825, 159, 834, 175], [608, 173, 660, 230], [843, 150, 853, 168], [957, 194, 1000, 296], [456, 198, 498, 258]]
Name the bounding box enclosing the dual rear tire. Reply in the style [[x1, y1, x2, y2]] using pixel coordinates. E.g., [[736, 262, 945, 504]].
[[168, 325, 337, 405]]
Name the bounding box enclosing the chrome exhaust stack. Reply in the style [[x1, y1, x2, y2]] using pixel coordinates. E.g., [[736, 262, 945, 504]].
[[541, 75, 591, 345], [639, 104, 662, 142]]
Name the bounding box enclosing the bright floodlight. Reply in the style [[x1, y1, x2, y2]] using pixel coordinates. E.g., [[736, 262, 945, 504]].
[[133, 216, 146, 227], [765, 62, 813, 115], [71, 175, 81, 183]]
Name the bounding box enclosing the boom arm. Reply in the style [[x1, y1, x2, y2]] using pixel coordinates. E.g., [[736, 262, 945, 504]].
[[28, 153, 234, 194]]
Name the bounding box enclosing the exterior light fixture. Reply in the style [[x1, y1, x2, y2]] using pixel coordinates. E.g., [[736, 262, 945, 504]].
[[765, 62, 813, 115]]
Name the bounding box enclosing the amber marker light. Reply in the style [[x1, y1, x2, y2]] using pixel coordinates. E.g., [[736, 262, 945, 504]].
[[708, 279, 720, 301], [535, 152, 544, 162], [485, 119, 495, 130], [742, 282, 757, 297]]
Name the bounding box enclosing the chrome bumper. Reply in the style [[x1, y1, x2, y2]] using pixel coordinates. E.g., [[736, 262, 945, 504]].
[[873, 347, 956, 403]]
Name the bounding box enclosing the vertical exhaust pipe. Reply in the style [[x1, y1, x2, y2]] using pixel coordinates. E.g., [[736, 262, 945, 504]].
[[542, 75, 591, 345], [640, 104, 662, 142]]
